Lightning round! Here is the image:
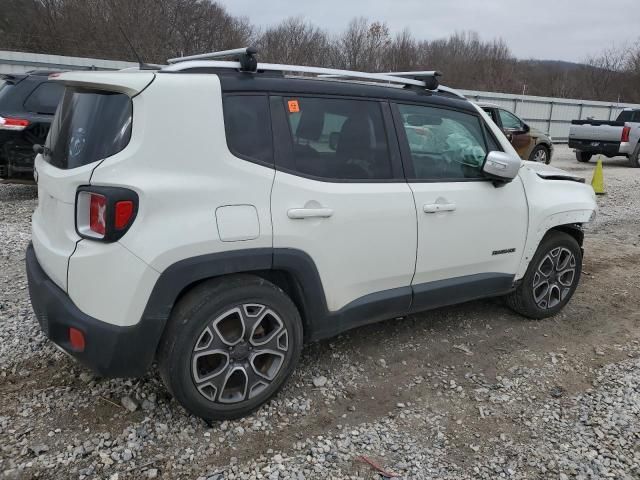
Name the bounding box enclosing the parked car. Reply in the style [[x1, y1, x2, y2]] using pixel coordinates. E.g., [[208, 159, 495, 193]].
[[26, 51, 597, 421], [0, 70, 65, 180], [568, 108, 640, 167], [479, 103, 554, 164]]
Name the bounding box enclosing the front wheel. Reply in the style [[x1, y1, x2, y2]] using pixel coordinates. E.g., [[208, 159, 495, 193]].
[[506, 231, 582, 319], [158, 275, 303, 421], [576, 150, 592, 163], [529, 145, 551, 164]]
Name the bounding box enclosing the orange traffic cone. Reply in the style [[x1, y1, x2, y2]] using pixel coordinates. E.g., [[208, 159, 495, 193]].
[[591, 157, 605, 195]]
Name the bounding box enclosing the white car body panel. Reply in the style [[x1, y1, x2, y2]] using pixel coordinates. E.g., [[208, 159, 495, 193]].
[[31, 158, 97, 291], [90, 74, 275, 274], [410, 177, 529, 284], [67, 241, 159, 327], [271, 171, 417, 312]]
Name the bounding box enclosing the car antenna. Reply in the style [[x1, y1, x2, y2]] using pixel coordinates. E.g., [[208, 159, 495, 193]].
[[117, 25, 160, 71]]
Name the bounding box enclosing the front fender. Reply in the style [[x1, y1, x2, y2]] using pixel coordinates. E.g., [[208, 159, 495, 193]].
[[516, 164, 597, 279]]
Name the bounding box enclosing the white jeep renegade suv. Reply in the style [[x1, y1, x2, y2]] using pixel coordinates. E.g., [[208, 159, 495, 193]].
[[26, 51, 597, 420]]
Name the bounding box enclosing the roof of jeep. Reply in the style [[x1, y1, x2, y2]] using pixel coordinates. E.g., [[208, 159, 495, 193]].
[[162, 70, 475, 113]]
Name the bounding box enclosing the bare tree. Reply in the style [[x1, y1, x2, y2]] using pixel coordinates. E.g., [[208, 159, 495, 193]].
[[2, 1, 640, 103], [256, 17, 329, 66]]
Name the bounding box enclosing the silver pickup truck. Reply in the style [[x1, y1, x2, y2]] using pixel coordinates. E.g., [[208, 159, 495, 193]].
[[568, 108, 640, 168]]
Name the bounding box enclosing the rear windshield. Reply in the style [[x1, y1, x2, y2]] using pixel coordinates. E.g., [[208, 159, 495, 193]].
[[44, 87, 132, 169]]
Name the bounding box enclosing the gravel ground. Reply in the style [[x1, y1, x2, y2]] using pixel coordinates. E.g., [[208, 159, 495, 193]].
[[1, 146, 639, 479]]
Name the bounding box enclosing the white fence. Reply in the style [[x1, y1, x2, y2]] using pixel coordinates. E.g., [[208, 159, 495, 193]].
[[460, 89, 640, 142], [0, 50, 136, 75], [2, 51, 638, 142]]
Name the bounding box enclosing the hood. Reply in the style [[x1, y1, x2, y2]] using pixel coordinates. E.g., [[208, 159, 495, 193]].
[[521, 161, 585, 183]]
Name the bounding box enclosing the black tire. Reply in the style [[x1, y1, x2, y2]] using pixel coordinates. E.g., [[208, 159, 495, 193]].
[[157, 274, 303, 421], [627, 143, 640, 168], [505, 231, 582, 319], [529, 144, 551, 164], [576, 150, 592, 163]]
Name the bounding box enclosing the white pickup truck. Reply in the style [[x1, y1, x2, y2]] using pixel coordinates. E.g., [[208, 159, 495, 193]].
[[568, 108, 640, 168]]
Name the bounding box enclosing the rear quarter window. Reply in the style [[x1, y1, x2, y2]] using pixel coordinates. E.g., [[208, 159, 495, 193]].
[[44, 88, 132, 169], [222, 94, 273, 166]]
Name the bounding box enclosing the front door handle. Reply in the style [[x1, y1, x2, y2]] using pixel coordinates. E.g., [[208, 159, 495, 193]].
[[423, 203, 456, 213], [287, 208, 334, 219]]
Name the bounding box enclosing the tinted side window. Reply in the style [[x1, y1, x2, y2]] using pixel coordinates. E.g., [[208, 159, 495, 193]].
[[498, 109, 524, 130], [23, 82, 65, 114], [283, 97, 391, 180], [223, 95, 273, 165], [397, 104, 489, 180]]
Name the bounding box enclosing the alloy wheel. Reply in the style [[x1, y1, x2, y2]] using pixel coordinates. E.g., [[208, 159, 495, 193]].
[[191, 304, 289, 404], [533, 148, 548, 163], [532, 247, 577, 310]]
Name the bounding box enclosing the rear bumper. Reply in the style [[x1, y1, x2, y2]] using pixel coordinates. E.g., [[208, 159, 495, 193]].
[[26, 243, 164, 377], [569, 139, 620, 155]]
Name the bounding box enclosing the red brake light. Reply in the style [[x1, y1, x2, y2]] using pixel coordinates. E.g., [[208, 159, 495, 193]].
[[0, 116, 30, 131], [114, 200, 134, 229], [621, 126, 631, 143], [76, 187, 138, 242], [89, 193, 107, 236]]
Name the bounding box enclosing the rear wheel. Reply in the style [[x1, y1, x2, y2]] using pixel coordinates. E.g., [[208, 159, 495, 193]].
[[575, 150, 592, 163], [506, 231, 582, 319], [627, 143, 640, 168], [529, 145, 551, 164], [158, 274, 303, 421]]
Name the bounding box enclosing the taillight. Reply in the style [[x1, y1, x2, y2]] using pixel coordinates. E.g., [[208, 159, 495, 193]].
[[0, 115, 30, 131], [621, 126, 631, 143], [114, 201, 134, 229], [89, 193, 107, 236], [76, 187, 138, 242]]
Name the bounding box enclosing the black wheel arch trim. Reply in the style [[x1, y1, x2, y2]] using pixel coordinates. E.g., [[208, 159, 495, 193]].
[[143, 248, 516, 350]]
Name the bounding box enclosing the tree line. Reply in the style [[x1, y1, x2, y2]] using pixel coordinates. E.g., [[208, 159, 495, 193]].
[[2, 0, 639, 103]]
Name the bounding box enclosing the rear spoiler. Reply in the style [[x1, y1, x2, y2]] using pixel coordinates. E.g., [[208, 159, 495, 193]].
[[0, 74, 26, 85], [49, 71, 155, 97]]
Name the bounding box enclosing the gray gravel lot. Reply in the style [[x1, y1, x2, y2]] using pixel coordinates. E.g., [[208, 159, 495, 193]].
[[1, 146, 639, 479]]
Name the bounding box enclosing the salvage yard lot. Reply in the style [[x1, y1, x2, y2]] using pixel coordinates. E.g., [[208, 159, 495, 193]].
[[1, 146, 639, 479]]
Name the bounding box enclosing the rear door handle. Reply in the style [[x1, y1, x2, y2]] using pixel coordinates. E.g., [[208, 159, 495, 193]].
[[287, 208, 334, 219], [423, 203, 456, 213]]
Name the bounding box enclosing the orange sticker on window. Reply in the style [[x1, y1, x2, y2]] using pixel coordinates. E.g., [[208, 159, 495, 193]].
[[287, 100, 300, 113]]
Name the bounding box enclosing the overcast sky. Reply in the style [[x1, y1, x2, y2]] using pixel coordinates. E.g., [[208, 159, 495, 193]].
[[218, 0, 635, 62]]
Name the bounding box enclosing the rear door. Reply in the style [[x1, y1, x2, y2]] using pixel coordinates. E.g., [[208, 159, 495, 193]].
[[32, 74, 153, 290], [270, 95, 417, 316]]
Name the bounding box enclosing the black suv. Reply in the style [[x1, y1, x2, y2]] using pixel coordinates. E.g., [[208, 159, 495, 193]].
[[0, 70, 65, 180]]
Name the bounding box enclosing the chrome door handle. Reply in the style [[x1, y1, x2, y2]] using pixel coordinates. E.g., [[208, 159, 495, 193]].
[[287, 208, 334, 219], [423, 203, 456, 213]]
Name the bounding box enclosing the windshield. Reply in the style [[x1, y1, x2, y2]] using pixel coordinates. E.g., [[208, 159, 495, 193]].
[[44, 87, 132, 169]]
